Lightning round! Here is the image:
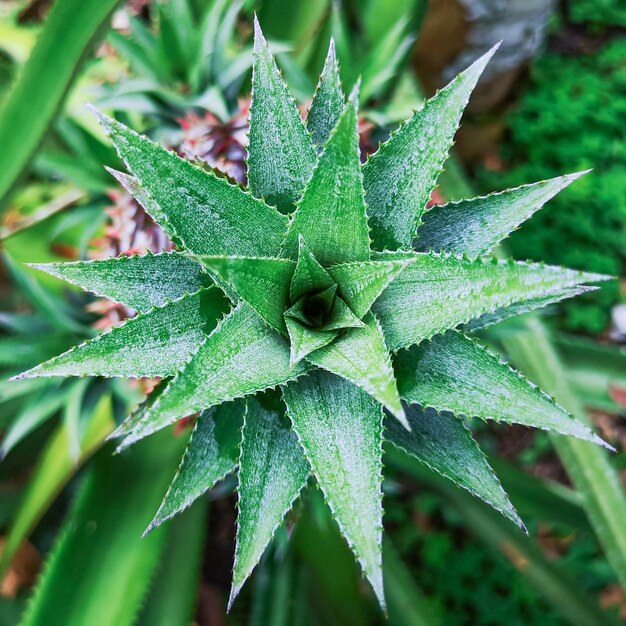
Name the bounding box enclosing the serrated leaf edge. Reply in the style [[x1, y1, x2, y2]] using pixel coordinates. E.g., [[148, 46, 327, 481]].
[[281, 83, 374, 260], [91, 107, 289, 255], [384, 409, 525, 531], [11, 288, 214, 381], [379, 252, 612, 351], [115, 303, 312, 451], [227, 397, 309, 610], [363, 44, 499, 248], [28, 250, 206, 312], [145, 408, 242, 535], [245, 16, 317, 211], [415, 171, 590, 258], [398, 330, 612, 450], [282, 385, 386, 610]]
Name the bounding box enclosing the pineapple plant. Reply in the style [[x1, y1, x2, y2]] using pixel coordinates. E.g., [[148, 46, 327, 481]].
[[13, 20, 613, 610], [101, 0, 254, 123]]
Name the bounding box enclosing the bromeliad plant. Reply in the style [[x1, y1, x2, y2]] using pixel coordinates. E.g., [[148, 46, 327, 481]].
[[13, 21, 613, 610]]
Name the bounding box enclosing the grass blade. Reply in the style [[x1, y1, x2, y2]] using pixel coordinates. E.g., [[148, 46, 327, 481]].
[[0, 394, 114, 579], [0, 0, 120, 208], [19, 428, 186, 626], [503, 318, 626, 591]]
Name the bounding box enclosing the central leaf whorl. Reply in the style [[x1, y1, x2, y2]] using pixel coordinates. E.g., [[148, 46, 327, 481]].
[[286, 284, 338, 329]]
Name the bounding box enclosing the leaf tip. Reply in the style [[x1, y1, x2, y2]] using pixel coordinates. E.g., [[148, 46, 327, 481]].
[[565, 169, 592, 182], [465, 42, 499, 82], [594, 433, 616, 453], [8, 371, 28, 382], [114, 435, 136, 454], [392, 404, 411, 431], [227, 583, 242, 613], [87, 103, 114, 132], [142, 518, 160, 537], [253, 14, 266, 52], [348, 78, 361, 107], [327, 37, 336, 62]]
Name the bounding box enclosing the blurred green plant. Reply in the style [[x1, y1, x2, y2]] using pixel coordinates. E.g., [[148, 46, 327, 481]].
[[569, 0, 626, 29], [100, 0, 257, 124], [259, 0, 425, 105], [0, 0, 120, 210], [388, 446, 623, 626], [478, 36, 626, 333], [0, 251, 139, 577], [19, 430, 194, 626]]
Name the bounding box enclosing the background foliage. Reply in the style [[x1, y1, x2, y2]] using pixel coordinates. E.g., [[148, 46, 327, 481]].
[[478, 1, 626, 333]]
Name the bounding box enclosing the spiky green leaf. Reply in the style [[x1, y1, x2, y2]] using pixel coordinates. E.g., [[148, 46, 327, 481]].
[[327, 258, 414, 318], [30, 252, 207, 312], [230, 395, 309, 607], [386, 404, 522, 528], [116, 303, 310, 449], [14, 289, 228, 380], [247, 18, 316, 212], [107, 169, 175, 244], [282, 89, 371, 265], [464, 286, 596, 332], [307, 39, 344, 149], [94, 109, 288, 257], [282, 371, 385, 609], [415, 173, 587, 258], [284, 317, 337, 365], [147, 401, 245, 532], [373, 253, 609, 351], [394, 331, 608, 447], [363, 47, 496, 250], [306, 313, 406, 425], [196, 255, 295, 333], [290, 236, 335, 301]]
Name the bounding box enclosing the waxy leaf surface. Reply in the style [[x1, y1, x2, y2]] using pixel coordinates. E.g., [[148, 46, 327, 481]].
[[464, 287, 596, 332], [307, 313, 406, 425], [290, 237, 335, 301], [230, 396, 309, 606], [416, 173, 587, 258], [327, 258, 413, 318], [307, 39, 344, 149], [374, 253, 608, 350], [148, 401, 244, 532], [282, 90, 370, 265], [394, 331, 608, 447], [95, 110, 288, 257], [284, 317, 337, 365], [117, 303, 310, 449], [30, 252, 206, 312], [363, 47, 496, 250], [15, 289, 227, 379], [247, 18, 316, 212], [196, 255, 295, 333], [283, 371, 385, 609]]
